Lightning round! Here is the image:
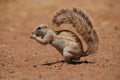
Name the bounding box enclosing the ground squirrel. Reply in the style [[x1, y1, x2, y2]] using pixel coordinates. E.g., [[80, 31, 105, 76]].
[[31, 8, 99, 63]]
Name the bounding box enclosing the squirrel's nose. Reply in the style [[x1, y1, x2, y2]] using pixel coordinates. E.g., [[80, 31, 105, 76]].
[[30, 35, 33, 39]]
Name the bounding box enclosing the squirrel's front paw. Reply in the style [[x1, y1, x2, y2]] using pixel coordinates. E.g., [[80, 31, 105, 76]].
[[31, 34, 37, 39]]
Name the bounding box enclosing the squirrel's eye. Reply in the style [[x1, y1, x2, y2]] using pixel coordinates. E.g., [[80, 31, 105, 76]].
[[37, 27, 41, 30]]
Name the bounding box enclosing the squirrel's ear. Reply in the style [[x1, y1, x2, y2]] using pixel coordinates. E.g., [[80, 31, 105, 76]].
[[44, 25, 48, 28]]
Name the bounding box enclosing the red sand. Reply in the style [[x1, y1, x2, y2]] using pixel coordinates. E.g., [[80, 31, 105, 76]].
[[0, 0, 120, 80]]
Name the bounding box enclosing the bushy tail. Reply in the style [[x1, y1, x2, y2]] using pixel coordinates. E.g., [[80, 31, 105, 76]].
[[52, 8, 99, 55]]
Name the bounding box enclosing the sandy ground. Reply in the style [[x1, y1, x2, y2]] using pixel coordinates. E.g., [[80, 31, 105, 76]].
[[0, 0, 120, 80]]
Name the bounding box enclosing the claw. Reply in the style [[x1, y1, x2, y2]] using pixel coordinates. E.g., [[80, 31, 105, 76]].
[[30, 35, 33, 39], [30, 34, 36, 39]]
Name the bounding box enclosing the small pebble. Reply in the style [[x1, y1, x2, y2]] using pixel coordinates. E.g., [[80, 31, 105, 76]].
[[33, 65, 37, 68]]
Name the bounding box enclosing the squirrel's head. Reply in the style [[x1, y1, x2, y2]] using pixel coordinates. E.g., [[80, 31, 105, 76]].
[[32, 24, 48, 36]]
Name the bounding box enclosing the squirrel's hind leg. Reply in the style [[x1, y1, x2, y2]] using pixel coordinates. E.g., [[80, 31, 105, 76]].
[[72, 56, 81, 61], [63, 50, 73, 63]]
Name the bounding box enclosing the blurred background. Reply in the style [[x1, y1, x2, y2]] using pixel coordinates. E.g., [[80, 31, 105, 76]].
[[0, 0, 120, 32], [0, 0, 120, 80]]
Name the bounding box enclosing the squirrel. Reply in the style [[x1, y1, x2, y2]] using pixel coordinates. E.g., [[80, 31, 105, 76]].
[[31, 8, 99, 63]]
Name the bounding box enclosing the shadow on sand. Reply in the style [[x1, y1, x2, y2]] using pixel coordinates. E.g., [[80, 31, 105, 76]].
[[42, 60, 94, 66]]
